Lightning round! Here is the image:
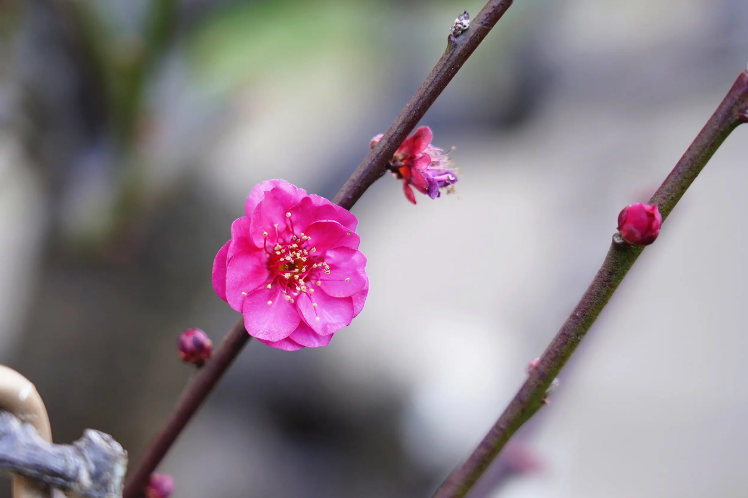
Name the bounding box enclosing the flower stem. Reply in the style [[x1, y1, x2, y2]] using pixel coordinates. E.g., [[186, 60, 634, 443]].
[[122, 319, 248, 498], [123, 3, 516, 495], [431, 69, 748, 498], [333, 0, 514, 210]]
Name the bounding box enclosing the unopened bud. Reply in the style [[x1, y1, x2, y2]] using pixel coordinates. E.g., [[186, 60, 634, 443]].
[[145, 473, 174, 498], [527, 358, 540, 373], [617, 203, 662, 246], [178, 328, 212, 365]]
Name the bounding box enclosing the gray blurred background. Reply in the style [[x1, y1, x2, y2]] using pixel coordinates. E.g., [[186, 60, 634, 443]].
[[1, 0, 748, 497]]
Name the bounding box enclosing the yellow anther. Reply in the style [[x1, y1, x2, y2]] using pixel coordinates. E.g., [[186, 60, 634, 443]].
[[284, 273, 291, 279], [285, 295, 290, 300], [275, 251, 280, 255], [345, 278, 350, 281], [315, 317, 320, 321], [274, 224, 278, 228], [312, 303, 317, 308], [347, 232, 351, 236], [266, 284, 272, 289], [311, 247, 316, 252], [294, 275, 299, 280], [286, 212, 291, 217], [242, 292, 247, 296], [263, 231, 268, 237], [290, 299, 294, 304], [267, 300, 272, 305], [316, 281, 321, 286]]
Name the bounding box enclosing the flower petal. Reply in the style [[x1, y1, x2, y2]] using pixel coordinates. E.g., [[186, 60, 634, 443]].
[[249, 189, 288, 247], [351, 277, 369, 318], [303, 221, 352, 254], [403, 182, 417, 204], [318, 247, 367, 297], [412, 153, 432, 171], [212, 240, 230, 302], [225, 246, 271, 312], [227, 216, 255, 260], [288, 321, 333, 348], [245, 179, 307, 218], [296, 291, 353, 336], [407, 126, 433, 155], [242, 285, 301, 341], [257, 336, 305, 351], [410, 166, 430, 192], [288, 194, 358, 233]]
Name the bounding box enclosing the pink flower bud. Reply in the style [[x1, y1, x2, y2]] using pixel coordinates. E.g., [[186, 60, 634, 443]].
[[178, 328, 213, 365], [617, 203, 662, 246], [526, 358, 540, 373], [145, 473, 174, 498]]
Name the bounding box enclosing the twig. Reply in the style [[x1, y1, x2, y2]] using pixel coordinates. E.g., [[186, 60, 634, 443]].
[[0, 411, 127, 498], [431, 69, 748, 498], [333, 0, 514, 210], [122, 319, 248, 498], [123, 2, 515, 496]]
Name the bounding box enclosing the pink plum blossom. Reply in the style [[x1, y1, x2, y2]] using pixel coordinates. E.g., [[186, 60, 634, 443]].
[[371, 126, 459, 204], [212, 180, 368, 351]]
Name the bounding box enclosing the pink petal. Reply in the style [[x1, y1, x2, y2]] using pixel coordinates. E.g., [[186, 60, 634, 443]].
[[245, 179, 307, 218], [288, 321, 333, 348], [331, 231, 360, 251], [242, 285, 301, 341], [296, 291, 353, 336], [225, 247, 271, 312], [410, 167, 430, 192], [257, 336, 305, 351], [351, 277, 369, 318], [303, 221, 352, 254], [403, 182, 417, 204], [318, 247, 367, 297], [288, 194, 358, 233], [227, 216, 255, 260], [212, 240, 231, 302], [249, 189, 288, 248], [409, 126, 433, 155], [412, 153, 432, 171]]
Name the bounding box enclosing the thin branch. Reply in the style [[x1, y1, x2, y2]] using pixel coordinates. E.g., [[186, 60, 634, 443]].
[[333, 0, 514, 210], [0, 412, 127, 498], [122, 319, 248, 498], [431, 69, 748, 498], [123, 2, 516, 496]]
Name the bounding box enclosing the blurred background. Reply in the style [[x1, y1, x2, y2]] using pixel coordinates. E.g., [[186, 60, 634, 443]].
[[1, 0, 748, 497]]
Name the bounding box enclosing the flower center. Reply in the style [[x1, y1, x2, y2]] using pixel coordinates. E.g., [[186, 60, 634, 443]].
[[261, 218, 329, 304]]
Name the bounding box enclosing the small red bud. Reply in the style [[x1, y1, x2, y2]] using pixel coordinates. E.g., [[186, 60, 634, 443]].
[[178, 328, 212, 365], [145, 473, 174, 498], [617, 203, 662, 245]]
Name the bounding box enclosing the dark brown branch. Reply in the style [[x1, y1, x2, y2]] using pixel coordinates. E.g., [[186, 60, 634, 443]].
[[431, 70, 748, 498], [123, 3, 516, 496], [333, 0, 514, 210], [122, 319, 248, 498], [0, 411, 127, 498]]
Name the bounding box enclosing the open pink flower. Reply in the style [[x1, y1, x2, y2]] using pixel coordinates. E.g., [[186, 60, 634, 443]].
[[212, 180, 368, 351], [371, 126, 459, 204]]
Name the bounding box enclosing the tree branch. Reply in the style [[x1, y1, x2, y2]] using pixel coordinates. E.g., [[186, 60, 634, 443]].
[[123, 2, 515, 496], [333, 0, 514, 210], [431, 69, 748, 498], [0, 412, 127, 498]]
